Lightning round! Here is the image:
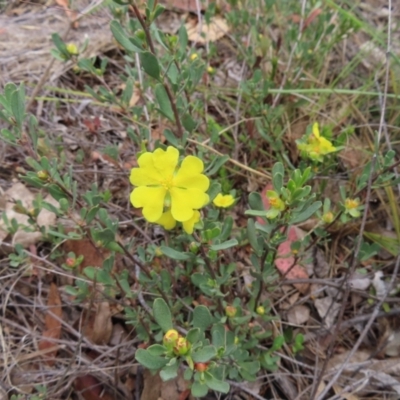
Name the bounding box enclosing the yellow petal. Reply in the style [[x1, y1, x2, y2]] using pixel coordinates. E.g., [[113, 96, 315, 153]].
[[174, 156, 210, 191], [213, 193, 235, 208], [130, 186, 166, 222], [169, 188, 209, 221], [312, 122, 320, 138], [182, 211, 200, 234], [152, 146, 179, 178], [156, 210, 176, 230], [130, 166, 162, 186]]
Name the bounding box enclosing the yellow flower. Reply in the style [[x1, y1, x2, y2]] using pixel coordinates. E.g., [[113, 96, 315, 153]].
[[130, 146, 209, 225], [266, 191, 285, 211], [190, 53, 198, 61], [173, 337, 191, 356], [297, 122, 336, 162], [344, 198, 361, 218], [66, 43, 79, 55], [213, 193, 235, 208], [256, 306, 265, 315], [163, 329, 179, 348]]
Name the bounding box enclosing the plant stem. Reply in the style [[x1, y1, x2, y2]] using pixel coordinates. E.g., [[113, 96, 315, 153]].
[[130, 2, 184, 139]]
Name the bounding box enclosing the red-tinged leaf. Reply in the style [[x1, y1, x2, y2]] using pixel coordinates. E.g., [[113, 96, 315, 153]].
[[179, 389, 191, 400], [83, 116, 101, 134], [74, 375, 101, 399], [303, 9, 323, 31], [276, 226, 309, 293], [38, 283, 62, 365], [256, 184, 309, 293], [256, 183, 273, 225]]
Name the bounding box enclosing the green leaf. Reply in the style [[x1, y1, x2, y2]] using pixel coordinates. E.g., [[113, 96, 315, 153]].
[[159, 246, 190, 260], [192, 345, 217, 362], [238, 361, 260, 374], [273, 172, 283, 194], [135, 348, 168, 370], [51, 33, 69, 58], [47, 184, 68, 201], [10, 84, 25, 128], [110, 20, 143, 53], [204, 374, 230, 394], [364, 231, 400, 256], [160, 362, 179, 381], [140, 51, 160, 80], [178, 24, 188, 54], [220, 216, 233, 241], [147, 344, 166, 356], [163, 128, 180, 147], [186, 328, 201, 344], [210, 239, 238, 251], [207, 181, 221, 202], [206, 155, 229, 176], [192, 305, 212, 331], [153, 298, 173, 332], [290, 201, 322, 224], [181, 113, 196, 132], [211, 324, 225, 347], [191, 382, 208, 397], [248, 192, 264, 211], [183, 368, 193, 380], [247, 219, 261, 256], [155, 84, 174, 121]]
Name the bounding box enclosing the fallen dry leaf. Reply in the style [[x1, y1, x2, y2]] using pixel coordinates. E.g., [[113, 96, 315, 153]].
[[286, 305, 310, 325], [141, 368, 191, 400], [162, 0, 204, 12], [0, 183, 57, 248], [38, 283, 63, 366], [74, 374, 116, 400], [185, 16, 229, 44], [81, 301, 113, 345], [314, 296, 341, 328]]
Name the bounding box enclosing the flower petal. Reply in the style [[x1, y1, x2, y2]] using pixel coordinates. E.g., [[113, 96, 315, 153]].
[[152, 146, 179, 179], [312, 122, 320, 138], [130, 152, 163, 186], [213, 193, 235, 208], [170, 187, 209, 221], [174, 156, 209, 191], [130, 186, 166, 222], [156, 210, 176, 230], [182, 211, 200, 234]]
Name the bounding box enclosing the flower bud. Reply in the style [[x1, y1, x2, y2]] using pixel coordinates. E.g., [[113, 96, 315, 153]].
[[65, 257, 76, 268], [189, 242, 199, 254], [256, 306, 265, 315], [154, 247, 163, 257], [190, 53, 198, 61], [163, 329, 179, 348], [194, 362, 209, 372], [234, 336, 239, 345], [66, 43, 79, 55], [321, 211, 334, 224], [37, 170, 49, 181], [225, 305, 237, 318], [173, 336, 190, 356]]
